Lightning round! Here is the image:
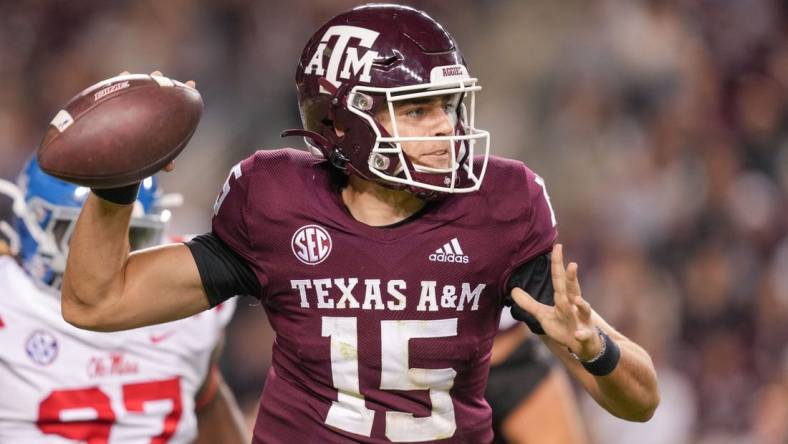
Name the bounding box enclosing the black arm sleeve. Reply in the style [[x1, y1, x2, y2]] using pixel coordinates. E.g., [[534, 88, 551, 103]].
[[504, 253, 554, 334], [185, 232, 262, 307]]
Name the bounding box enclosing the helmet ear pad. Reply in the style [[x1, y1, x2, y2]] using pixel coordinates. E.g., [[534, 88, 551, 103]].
[[331, 104, 404, 184]]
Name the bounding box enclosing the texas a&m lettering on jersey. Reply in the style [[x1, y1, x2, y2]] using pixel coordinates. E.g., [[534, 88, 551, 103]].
[[211, 149, 557, 443], [291, 278, 485, 312]]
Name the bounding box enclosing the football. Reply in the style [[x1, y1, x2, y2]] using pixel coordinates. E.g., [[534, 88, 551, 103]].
[[37, 73, 203, 188]]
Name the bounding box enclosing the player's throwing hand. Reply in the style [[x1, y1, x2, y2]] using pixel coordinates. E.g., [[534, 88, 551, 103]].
[[511, 244, 603, 361]]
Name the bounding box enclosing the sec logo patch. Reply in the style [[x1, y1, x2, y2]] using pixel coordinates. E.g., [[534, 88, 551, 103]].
[[292, 225, 332, 265], [26, 330, 59, 366]]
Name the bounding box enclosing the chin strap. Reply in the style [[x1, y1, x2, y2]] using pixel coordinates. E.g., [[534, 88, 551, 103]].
[[284, 76, 358, 171], [281, 129, 350, 171]]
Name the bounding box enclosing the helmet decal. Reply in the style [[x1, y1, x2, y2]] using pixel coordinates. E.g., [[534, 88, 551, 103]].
[[303, 25, 380, 92]]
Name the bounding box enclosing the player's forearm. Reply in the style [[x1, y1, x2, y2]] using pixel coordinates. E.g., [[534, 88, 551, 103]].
[[543, 323, 659, 422], [63, 198, 210, 330], [62, 194, 133, 328], [195, 376, 248, 444], [594, 338, 659, 421]]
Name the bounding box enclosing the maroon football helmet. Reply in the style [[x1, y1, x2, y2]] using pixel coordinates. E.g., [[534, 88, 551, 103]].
[[285, 4, 490, 199]]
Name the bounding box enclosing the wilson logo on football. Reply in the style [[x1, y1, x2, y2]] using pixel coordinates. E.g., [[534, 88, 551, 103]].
[[292, 225, 333, 265], [429, 238, 469, 264], [94, 81, 130, 101]]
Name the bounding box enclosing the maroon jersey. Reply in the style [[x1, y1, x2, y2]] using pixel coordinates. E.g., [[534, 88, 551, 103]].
[[212, 149, 557, 443]]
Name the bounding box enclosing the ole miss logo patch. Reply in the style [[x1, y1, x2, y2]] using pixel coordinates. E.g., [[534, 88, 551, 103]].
[[292, 225, 332, 265]]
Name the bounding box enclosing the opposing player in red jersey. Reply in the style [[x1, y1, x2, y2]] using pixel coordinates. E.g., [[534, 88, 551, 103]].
[[0, 164, 247, 443], [61, 4, 659, 443]]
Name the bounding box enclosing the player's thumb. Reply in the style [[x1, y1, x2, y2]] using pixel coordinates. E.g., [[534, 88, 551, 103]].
[[510, 287, 544, 317]]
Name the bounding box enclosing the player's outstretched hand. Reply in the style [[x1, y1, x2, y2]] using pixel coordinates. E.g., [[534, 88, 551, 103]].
[[510, 244, 603, 361]]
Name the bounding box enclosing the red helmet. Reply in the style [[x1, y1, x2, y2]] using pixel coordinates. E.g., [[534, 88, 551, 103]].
[[285, 4, 490, 199]]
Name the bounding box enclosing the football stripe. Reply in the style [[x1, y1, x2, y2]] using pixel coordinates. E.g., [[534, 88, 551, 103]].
[[151, 74, 175, 87], [50, 110, 74, 133]]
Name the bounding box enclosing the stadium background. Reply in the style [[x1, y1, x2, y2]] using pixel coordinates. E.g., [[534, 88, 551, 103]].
[[1, 1, 787, 442]]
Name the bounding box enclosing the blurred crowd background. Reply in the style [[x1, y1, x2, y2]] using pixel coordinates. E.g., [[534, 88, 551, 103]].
[[2, 0, 787, 443]]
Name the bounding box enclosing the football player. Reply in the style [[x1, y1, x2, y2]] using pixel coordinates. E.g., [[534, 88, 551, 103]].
[[0, 159, 247, 443], [60, 4, 659, 443], [486, 309, 588, 444]]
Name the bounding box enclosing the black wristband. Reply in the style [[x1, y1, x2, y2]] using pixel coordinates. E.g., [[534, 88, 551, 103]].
[[91, 183, 141, 205], [578, 327, 621, 377]]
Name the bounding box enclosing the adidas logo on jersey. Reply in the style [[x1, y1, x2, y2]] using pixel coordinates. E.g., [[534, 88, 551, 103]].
[[429, 238, 469, 264]]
